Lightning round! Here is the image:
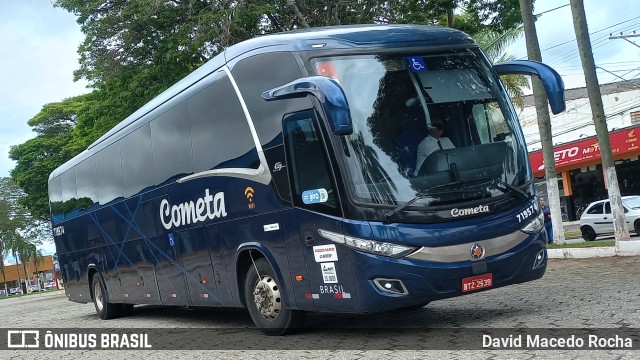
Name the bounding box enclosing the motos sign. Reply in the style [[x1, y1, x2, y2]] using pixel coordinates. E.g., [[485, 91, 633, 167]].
[[529, 126, 640, 174]]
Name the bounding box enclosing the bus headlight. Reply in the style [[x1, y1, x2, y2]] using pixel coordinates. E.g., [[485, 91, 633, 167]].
[[521, 213, 544, 234], [318, 229, 416, 258]]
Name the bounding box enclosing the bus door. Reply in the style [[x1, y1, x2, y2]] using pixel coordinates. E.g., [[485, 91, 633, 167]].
[[173, 226, 222, 307], [283, 110, 359, 311], [141, 196, 190, 306], [145, 197, 223, 306]]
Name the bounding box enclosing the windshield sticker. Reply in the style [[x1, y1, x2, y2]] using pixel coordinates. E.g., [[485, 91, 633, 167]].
[[315, 61, 341, 83], [406, 56, 427, 72], [302, 188, 328, 204], [321, 262, 338, 284], [313, 244, 338, 262]]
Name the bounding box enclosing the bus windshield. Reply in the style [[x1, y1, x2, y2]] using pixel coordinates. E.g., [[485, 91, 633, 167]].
[[312, 49, 529, 209]]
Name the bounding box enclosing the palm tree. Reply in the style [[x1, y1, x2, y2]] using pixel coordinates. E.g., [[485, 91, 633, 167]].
[[5, 233, 28, 294], [0, 239, 8, 296], [17, 240, 36, 293], [28, 245, 45, 290], [475, 27, 530, 110]]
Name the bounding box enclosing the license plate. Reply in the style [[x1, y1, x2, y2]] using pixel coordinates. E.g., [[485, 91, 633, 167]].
[[461, 273, 493, 293]]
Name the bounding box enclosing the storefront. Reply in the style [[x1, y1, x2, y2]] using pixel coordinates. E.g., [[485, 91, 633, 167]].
[[529, 125, 640, 220]]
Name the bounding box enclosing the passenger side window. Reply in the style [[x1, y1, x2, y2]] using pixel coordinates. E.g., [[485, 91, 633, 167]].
[[48, 176, 63, 219], [587, 203, 604, 215], [96, 141, 124, 204], [60, 169, 77, 218], [604, 202, 611, 214], [122, 124, 155, 197], [189, 71, 259, 172], [283, 111, 338, 215]]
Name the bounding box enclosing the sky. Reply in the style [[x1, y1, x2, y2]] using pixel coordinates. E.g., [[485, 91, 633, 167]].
[[0, 0, 639, 259]]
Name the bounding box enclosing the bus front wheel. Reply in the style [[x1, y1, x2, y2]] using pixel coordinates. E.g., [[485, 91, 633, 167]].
[[91, 273, 119, 320], [244, 258, 305, 335]]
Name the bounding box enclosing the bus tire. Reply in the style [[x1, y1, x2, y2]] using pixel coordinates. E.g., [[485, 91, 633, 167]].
[[91, 273, 119, 320], [244, 258, 305, 335]]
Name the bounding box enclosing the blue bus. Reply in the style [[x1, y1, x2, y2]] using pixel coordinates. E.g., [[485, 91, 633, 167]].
[[48, 25, 565, 335]]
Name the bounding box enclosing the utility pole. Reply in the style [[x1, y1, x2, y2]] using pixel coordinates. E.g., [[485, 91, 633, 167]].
[[570, 0, 630, 241], [519, 0, 565, 244], [609, 33, 640, 49]]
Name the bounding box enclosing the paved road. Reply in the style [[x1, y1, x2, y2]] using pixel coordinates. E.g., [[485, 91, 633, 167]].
[[0, 257, 638, 359]]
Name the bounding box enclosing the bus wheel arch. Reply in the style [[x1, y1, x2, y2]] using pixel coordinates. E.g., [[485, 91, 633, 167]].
[[236, 248, 266, 308], [243, 257, 305, 335]]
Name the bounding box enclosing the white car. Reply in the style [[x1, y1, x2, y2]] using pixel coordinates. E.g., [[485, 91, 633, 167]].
[[579, 196, 640, 241], [44, 282, 56, 290]]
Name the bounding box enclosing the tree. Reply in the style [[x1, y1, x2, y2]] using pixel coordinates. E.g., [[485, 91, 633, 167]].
[[17, 240, 35, 293], [7, 0, 532, 224], [9, 97, 84, 221], [0, 199, 10, 296], [0, 178, 47, 293], [475, 27, 530, 109], [31, 247, 46, 290]]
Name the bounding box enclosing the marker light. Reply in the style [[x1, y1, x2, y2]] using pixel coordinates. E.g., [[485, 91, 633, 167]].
[[318, 229, 416, 258]]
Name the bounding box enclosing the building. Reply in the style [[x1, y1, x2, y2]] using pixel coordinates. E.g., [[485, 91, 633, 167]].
[[520, 79, 640, 220], [0, 255, 56, 293]]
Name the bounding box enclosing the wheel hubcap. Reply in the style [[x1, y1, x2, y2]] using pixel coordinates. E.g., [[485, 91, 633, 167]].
[[253, 275, 281, 320], [94, 282, 103, 311]]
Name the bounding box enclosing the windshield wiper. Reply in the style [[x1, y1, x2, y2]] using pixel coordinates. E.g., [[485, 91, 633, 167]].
[[384, 191, 435, 220], [385, 175, 500, 220], [493, 179, 530, 200]]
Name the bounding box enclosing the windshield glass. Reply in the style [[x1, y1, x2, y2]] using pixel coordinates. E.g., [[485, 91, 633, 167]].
[[623, 197, 640, 209], [311, 49, 529, 208]]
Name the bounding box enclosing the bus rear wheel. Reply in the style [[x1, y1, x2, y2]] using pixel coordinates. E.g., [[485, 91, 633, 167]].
[[244, 258, 305, 335], [92, 273, 119, 320]]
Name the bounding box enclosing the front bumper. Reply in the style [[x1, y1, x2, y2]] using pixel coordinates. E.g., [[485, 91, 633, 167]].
[[349, 230, 547, 312]]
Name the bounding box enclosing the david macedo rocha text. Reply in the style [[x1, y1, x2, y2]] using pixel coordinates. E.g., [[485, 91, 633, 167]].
[[483, 334, 633, 349]]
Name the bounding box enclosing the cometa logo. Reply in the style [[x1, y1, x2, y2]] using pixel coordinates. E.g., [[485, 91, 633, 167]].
[[160, 189, 227, 230], [451, 205, 490, 217]]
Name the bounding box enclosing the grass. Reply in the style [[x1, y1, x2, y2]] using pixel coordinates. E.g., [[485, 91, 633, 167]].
[[548, 240, 615, 249], [564, 230, 582, 239], [0, 288, 63, 300]]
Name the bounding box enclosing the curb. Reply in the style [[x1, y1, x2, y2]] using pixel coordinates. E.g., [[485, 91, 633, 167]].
[[547, 239, 640, 259]]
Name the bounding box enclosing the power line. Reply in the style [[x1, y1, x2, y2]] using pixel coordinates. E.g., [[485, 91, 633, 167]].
[[535, 4, 570, 17], [544, 22, 640, 67], [540, 15, 640, 52], [595, 66, 640, 89], [516, 16, 640, 60]]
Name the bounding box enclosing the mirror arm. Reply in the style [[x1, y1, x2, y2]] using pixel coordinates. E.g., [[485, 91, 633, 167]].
[[493, 60, 566, 114]]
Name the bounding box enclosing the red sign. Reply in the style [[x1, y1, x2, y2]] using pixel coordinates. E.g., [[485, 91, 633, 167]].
[[529, 126, 640, 174]]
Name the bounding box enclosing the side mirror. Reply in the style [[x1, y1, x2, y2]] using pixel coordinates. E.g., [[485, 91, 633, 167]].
[[262, 76, 353, 135], [493, 60, 566, 114]]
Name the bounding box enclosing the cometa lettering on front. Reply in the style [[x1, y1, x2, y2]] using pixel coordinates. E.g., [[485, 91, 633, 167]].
[[451, 205, 490, 217], [160, 189, 227, 230]]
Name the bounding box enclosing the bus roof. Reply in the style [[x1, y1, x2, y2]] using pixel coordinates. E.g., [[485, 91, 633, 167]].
[[50, 24, 474, 180]]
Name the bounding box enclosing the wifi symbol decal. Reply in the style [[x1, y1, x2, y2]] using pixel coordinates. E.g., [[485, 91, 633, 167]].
[[245, 187, 256, 209]]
